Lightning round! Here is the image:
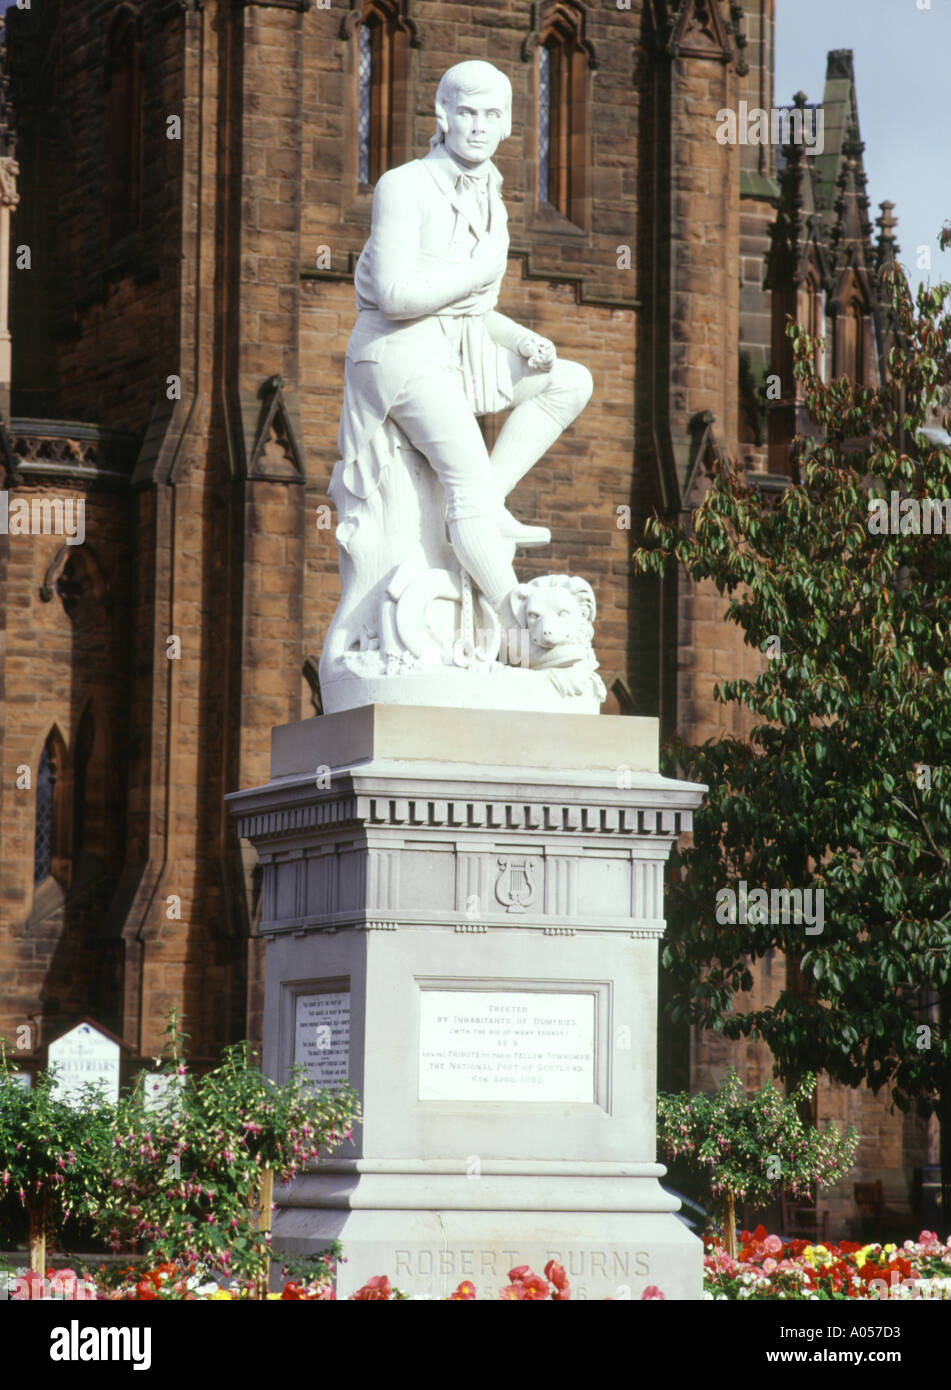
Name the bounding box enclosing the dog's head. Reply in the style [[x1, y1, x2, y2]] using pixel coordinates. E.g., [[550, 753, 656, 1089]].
[[511, 575, 597, 663]]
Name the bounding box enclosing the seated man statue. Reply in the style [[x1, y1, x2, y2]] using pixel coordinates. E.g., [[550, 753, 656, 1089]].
[[321, 58, 603, 712], [336, 58, 593, 628]]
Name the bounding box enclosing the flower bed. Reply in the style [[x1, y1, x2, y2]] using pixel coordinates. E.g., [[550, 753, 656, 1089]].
[[11, 1235, 951, 1301], [4, 1260, 337, 1301], [3, 1258, 666, 1301], [704, 1226, 951, 1300]]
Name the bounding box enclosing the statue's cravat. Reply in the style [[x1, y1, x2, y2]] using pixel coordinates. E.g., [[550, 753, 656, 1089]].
[[456, 169, 491, 232]]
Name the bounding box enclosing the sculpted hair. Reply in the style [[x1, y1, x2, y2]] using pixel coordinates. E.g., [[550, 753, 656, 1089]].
[[430, 61, 513, 150]]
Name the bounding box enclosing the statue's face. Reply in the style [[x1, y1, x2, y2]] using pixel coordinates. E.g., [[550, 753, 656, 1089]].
[[441, 87, 507, 166]]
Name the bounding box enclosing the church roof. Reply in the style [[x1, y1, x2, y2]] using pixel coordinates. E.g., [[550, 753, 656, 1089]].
[[768, 49, 896, 292]]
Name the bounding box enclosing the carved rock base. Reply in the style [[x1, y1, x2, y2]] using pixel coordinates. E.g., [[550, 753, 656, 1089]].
[[320, 662, 602, 715]]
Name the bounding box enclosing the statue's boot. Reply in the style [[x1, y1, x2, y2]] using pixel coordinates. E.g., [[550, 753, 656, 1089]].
[[448, 515, 518, 613]]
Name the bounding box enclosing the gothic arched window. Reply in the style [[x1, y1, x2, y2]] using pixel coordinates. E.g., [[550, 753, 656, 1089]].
[[533, 2, 595, 225], [34, 728, 68, 888], [34, 745, 54, 885], [538, 42, 553, 205], [357, 2, 399, 187], [105, 8, 143, 244]]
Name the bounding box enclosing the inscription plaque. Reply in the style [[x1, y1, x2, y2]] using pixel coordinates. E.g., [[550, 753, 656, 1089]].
[[418, 989, 595, 1102], [295, 990, 351, 1089]]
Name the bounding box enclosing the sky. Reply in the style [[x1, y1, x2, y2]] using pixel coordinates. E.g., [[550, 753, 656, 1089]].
[[776, 0, 951, 296]]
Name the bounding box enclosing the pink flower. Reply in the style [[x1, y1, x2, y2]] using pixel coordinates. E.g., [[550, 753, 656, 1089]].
[[764, 1235, 783, 1256], [11, 1271, 45, 1300], [641, 1285, 665, 1300]]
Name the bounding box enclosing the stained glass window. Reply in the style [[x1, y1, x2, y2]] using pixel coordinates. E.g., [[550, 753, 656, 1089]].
[[34, 745, 53, 884], [538, 44, 551, 205], [358, 24, 372, 186]]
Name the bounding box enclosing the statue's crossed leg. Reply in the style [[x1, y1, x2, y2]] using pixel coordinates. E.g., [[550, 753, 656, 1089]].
[[385, 349, 593, 616]]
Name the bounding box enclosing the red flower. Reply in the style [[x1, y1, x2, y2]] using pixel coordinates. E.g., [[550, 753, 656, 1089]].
[[349, 1275, 392, 1301], [501, 1266, 550, 1300], [641, 1285, 666, 1301], [450, 1281, 476, 1300], [544, 1260, 568, 1291], [519, 1275, 550, 1300]]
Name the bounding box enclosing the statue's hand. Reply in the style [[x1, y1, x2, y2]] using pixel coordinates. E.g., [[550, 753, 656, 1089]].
[[517, 333, 557, 372]]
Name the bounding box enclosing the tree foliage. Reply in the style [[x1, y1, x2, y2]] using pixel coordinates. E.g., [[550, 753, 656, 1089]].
[[633, 240, 951, 1124]]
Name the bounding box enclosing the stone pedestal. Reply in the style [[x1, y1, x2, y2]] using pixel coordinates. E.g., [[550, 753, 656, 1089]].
[[227, 705, 706, 1300]]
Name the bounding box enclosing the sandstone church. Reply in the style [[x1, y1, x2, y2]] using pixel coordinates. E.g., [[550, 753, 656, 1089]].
[[0, 0, 930, 1233]]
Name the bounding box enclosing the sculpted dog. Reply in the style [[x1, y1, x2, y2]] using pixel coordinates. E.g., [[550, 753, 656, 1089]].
[[508, 575, 605, 701]]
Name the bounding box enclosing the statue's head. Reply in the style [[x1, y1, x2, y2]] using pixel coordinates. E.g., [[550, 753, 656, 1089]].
[[430, 60, 512, 164]]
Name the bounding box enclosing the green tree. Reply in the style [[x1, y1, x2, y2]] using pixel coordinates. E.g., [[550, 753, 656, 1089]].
[[657, 1069, 857, 1257], [634, 233, 951, 1212]]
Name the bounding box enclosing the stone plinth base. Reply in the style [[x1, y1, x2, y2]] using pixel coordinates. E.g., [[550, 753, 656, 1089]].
[[274, 1204, 701, 1301], [227, 706, 706, 1301]]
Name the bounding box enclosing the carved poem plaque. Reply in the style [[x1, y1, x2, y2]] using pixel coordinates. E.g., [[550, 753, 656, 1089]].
[[295, 990, 351, 1088], [418, 989, 595, 1102]]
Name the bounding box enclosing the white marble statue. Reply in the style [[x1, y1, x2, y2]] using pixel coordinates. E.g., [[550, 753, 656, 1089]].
[[319, 60, 606, 713]]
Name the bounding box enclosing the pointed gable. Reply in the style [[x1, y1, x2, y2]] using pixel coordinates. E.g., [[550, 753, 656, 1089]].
[[245, 374, 306, 482], [667, 0, 734, 65]]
